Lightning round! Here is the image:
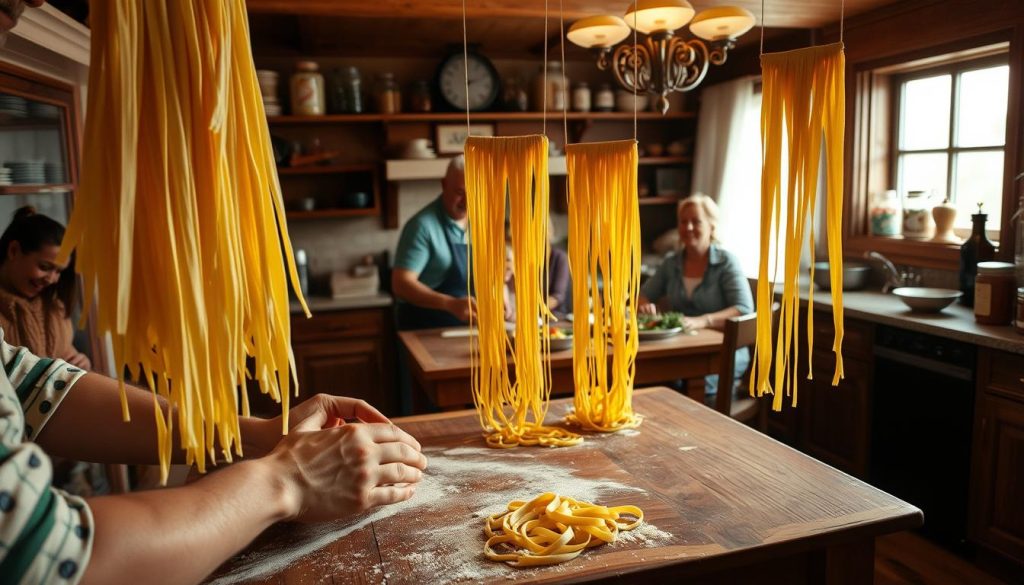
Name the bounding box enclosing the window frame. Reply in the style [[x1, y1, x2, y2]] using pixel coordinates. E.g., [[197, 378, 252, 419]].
[[844, 32, 1021, 271]]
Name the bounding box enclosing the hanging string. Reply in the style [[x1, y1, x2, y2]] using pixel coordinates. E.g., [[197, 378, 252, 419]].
[[462, 0, 470, 133], [840, 0, 845, 43], [559, 0, 568, 149], [543, 0, 549, 135], [632, 6, 638, 139], [760, 0, 765, 55]]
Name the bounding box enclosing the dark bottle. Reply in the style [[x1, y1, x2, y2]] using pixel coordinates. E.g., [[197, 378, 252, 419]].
[[959, 212, 996, 305]]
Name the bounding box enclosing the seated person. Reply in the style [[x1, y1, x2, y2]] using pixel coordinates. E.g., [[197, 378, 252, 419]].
[[392, 156, 476, 330], [0, 206, 90, 368], [637, 194, 753, 402]]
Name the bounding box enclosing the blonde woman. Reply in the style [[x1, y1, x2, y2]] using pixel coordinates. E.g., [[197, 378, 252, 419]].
[[637, 194, 753, 400]]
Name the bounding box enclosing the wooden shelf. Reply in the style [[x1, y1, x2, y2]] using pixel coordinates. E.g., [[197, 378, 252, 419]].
[[639, 156, 691, 165], [386, 156, 567, 181], [286, 208, 378, 220], [277, 164, 376, 175], [0, 183, 72, 195], [268, 111, 696, 125], [639, 196, 679, 205], [0, 116, 62, 130]]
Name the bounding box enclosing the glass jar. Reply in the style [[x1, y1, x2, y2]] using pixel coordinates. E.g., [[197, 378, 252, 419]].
[[902, 190, 934, 239], [502, 77, 529, 112], [1015, 288, 1024, 334], [594, 83, 615, 112], [870, 189, 901, 236], [343, 66, 363, 114], [375, 72, 401, 114], [326, 68, 348, 114], [532, 61, 567, 112], [975, 261, 1015, 325], [572, 82, 591, 112], [408, 80, 432, 113], [290, 61, 325, 116]]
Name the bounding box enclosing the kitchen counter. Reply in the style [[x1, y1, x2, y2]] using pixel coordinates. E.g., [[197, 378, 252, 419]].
[[799, 286, 1024, 355], [290, 292, 392, 314]]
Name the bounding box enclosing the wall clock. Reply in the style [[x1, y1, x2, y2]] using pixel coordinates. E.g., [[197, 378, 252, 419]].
[[434, 49, 500, 112]]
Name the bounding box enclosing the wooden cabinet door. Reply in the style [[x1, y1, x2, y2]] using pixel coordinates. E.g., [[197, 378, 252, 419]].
[[293, 336, 394, 413], [970, 393, 1024, 563], [799, 350, 872, 477]]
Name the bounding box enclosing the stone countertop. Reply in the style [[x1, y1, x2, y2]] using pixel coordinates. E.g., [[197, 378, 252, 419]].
[[290, 293, 393, 314], [798, 286, 1024, 355]]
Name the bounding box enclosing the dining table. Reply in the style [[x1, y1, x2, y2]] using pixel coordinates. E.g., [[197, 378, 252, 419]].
[[208, 387, 922, 585], [398, 325, 725, 411]]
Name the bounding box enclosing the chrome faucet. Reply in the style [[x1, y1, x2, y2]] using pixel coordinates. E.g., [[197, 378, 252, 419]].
[[865, 251, 922, 293]]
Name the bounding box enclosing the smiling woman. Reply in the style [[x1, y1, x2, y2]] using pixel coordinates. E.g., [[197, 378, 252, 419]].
[[0, 205, 88, 368]]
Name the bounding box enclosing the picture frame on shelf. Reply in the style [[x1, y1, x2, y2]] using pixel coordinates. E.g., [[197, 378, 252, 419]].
[[435, 123, 495, 154], [655, 167, 689, 198]]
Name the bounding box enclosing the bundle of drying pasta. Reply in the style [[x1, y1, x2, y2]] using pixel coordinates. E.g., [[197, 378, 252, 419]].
[[751, 43, 845, 411], [60, 0, 308, 482], [564, 141, 642, 431], [465, 135, 580, 448], [484, 492, 643, 566]]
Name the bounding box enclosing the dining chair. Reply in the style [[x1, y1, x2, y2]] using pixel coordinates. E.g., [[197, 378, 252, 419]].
[[714, 303, 779, 431]]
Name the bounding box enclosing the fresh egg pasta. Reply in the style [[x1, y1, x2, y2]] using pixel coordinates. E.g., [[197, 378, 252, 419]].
[[752, 43, 846, 410], [465, 135, 581, 448], [564, 140, 642, 432], [60, 0, 308, 482]]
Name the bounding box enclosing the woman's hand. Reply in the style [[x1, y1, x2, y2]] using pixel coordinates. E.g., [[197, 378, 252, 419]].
[[267, 421, 428, 523], [637, 302, 658, 316], [63, 350, 91, 370], [244, 394, 393, 458], [683, 314, 714, 331]]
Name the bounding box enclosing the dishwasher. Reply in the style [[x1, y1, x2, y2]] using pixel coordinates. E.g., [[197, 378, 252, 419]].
[[870, 324, 975, 552]]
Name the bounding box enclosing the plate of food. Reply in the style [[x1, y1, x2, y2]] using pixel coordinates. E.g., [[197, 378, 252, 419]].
[[635, 312, 686, 340], [547, 325, 573, 351]]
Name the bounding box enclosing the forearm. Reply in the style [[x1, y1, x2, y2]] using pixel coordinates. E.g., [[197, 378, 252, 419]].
[[393, 274, 454, 312], [81, 457, 292, 585], [702, 306, 742, 330]]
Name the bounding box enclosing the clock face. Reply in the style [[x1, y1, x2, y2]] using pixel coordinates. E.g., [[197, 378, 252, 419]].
[[436, 53, 499, 112]]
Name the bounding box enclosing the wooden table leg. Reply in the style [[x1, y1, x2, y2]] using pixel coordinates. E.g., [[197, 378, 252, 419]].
[[685, 377, 706, 402], [824, 538, 875, 584]]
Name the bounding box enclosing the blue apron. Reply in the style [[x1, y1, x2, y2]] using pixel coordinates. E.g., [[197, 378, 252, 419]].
[[397, 212, 470, 330]]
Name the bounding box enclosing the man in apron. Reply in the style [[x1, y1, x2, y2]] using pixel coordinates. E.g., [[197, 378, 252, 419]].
[[392, 156, 476, 330]]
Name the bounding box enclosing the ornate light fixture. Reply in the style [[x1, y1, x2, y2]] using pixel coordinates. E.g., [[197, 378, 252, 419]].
[[567, 0, 756, 114]]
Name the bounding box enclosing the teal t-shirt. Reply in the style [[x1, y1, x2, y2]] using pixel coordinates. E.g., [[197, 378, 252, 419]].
[[393, 196, 467, 292]]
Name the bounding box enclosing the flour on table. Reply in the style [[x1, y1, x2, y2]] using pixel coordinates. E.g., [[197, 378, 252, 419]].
[[210, 445, 670, 584]]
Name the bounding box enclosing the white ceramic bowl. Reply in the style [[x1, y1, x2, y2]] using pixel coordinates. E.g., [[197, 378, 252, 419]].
[[892, 287, 963, 313]]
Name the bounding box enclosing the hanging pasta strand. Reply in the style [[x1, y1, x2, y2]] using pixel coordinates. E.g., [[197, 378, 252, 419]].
[[564, 140, 642, 432], [751, 42, 846, 411], [465, 135, 581, 448], [58, 0, 309, 484]]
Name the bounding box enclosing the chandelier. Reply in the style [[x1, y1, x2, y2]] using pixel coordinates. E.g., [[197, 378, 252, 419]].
[[567, 0, 756, 114]]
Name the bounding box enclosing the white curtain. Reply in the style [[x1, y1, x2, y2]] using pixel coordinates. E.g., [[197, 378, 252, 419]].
[[692, 76, 764, 278]]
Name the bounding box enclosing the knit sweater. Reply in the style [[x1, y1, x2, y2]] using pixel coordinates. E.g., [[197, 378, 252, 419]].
[[0, 288, 74, 359]]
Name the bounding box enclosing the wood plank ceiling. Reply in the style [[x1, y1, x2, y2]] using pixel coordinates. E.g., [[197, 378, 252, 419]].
[[246, 0, 899, 58]]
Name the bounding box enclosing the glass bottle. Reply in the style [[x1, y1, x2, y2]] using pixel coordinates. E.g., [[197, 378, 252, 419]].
[[343, 66, 363, 114], [960, 208, 996, 306], [502, 77, 529, 112], [572, 82, 592, 112], [290, 61, 325, 116], [408, 80, 432, 113], [594, 83, 615, 112], [375, 72, 401, 114], [326, 68, 348, 114]]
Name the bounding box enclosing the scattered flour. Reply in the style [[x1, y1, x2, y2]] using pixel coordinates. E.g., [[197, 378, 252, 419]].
[[678, 446, 697, 452], [210, 445, 671, 584]]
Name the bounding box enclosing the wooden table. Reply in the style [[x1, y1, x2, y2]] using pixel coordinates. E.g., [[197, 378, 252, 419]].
[[210, 388, 922, 585], [399, 326, 724, 410]]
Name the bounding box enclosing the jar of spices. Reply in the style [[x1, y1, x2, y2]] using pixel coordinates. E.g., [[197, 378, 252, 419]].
[[572, 82, 592, 112], [375, 72, 401, 114], [594, 83, 615, 112], [408, 80, 432, 113], [290, 61, 325, 116], [975, 261, 1016, 325], [343, 66, 364, 113], [1015, 288, 1024, 334]]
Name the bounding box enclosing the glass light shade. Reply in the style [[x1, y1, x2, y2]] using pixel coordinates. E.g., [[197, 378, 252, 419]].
[[624, 0, 695, 34], [689, 6, 756, 41], [567, 15, 632, 48]]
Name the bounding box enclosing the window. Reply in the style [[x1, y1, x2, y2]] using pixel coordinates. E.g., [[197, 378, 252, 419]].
[[893, 57, 1009, 236]]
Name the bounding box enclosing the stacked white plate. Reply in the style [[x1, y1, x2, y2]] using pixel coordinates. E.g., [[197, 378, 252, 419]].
[[28, 102, 60, 119], [0, 168, 12, 186], [255, 70, 281, 116], [44, 162, 66, 184], [0, 95, 28, 118], [5, 161, 46, 184]]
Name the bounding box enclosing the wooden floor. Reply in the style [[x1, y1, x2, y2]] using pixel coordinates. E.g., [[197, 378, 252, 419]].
[[875, 532, 1007, 585]]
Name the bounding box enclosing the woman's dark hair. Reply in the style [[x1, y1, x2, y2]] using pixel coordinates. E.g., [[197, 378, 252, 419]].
[[0, 206, 76, 309]]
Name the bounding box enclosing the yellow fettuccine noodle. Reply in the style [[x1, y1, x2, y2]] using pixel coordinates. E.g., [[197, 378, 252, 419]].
[[564, 141, 642, 432], [465, 135, 580, 448], [484, 492, 643, 566], [752, 43, 845, 411], [61, 0, 309, 483]]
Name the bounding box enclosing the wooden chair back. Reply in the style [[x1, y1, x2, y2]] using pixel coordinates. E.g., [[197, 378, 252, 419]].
[[714, 303, 779, 430]]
